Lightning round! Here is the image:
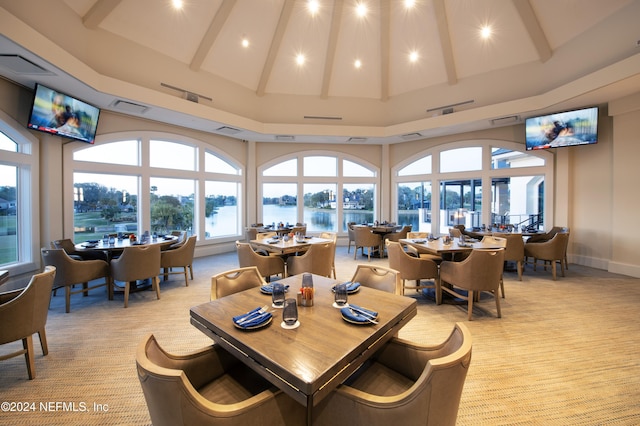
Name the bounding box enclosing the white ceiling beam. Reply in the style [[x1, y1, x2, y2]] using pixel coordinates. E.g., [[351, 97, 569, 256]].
[[380, 0, 391, 101], [190, 0, 237, 71], [256, 0, 295, 97], [321, 0, 344, 99], [512, 0, 552, 63], [82, 0, 122, 29], [433, 0, 457, 85]]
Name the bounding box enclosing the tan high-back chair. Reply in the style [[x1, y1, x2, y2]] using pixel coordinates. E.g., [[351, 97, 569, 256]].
[[313, 323, 472, 426], [319, 231, 338, 278], [51, 238, 108, 261], [287, 242, 335, 277], [385, 224, 412, 243], [110, 244, 161, 308], [211, 266, 266, 300], [386, 240, 440, 300], [440, 248, 505, 320], [524, 232, 569, 280], [0, 266, 56, 379], [347, 222, 357, 253], [498, 233, 525, 281], [353, 226, 382, 261], [449, 227, 463, 238], [235, 241, 285, 282], [350, 264, 402, 295], [256, 232, 277, 241], [41, 248, 111, 313], [160, 235, 196, 286], [481, 235, 507, 297], [136, 334, 305, 426]]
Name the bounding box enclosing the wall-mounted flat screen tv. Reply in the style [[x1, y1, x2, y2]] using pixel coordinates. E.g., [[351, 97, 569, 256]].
[[525, 106, 598, 151], [27, 83, 100, 144]]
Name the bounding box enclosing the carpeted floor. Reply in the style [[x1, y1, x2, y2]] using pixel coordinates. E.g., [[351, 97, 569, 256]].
[[1, 246, 639, 425]]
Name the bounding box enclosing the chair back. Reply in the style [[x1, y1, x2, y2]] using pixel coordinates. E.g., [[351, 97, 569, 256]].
[[211, 266, 265, 299], [481, 235, 507, 248], [385, 225, 412, 242], [246, 227, 259, 241], [50, 238, 76, 254], [235, 241, 285, 280], [407, 232, 427, 239], [354, 226, 381, 246], [499, 233, 525, 262], [525, 232, 568, 261], [0, 266, 56, 345], [442, 248, 505, 292], [256, 232, 277, 240], [449, 228, 462, 238], [41, 248, 109, 288], [350, 265, 401, 294], [287, 242, 335, 277], [111, 245, 161, 283], [161, 235, 196, 267], [387, 241, 439, 283], [291, 225, 307, 235]]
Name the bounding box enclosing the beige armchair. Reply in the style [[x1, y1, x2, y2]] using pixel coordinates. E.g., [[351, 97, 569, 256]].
[[51, 238, 108, 261], [440, 248, 505, 320], [498, 232, 525, 282], [350, 264, 402, 294], [287, 242, 335, 277], [353, 226, 382, 261], [236, 241, 285, 282], [313, 323, 472, 426], [41, 248, 112, 313], [387, 241, 440, 300], [481, 235, 507, 297], [160, 235, 196, 286], [385, 225, 412, 243], [110, 245, 161, 308], [347, 222, 356, 253], [136, 334, 305, 426], [524, 232, 569, 280], [211, 266, 265, 300], [0, 266, 56, 379], [166, 230, 187, 250], [449, 227, 463, 238], [319, 231, 338, 278]]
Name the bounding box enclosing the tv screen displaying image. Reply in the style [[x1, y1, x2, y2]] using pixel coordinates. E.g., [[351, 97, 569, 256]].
[[27, 83, 100, 144], [525, 106, 598, 151]]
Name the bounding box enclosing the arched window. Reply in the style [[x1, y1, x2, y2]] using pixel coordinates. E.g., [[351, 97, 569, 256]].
[[64, 132, 243, 244], [259, 152, 378, 233], [0, 111, 40, 274], [393, 141, 553, 235]]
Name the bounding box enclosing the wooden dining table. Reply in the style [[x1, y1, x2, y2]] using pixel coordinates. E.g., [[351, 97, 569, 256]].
[[250, 236, 331, 256], [190, 273, 417, 425], [400, 237, 505, 257], [74, 235, 177, 261]]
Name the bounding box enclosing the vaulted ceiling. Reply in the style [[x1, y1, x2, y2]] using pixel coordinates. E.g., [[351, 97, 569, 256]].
[[1, 0, 639, 144]]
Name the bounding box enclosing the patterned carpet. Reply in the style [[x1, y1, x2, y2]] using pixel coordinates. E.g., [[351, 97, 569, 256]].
[[1, 247, 639, 425]]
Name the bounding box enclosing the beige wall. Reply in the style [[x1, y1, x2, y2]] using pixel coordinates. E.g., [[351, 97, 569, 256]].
[[2, 78, 640, 277]]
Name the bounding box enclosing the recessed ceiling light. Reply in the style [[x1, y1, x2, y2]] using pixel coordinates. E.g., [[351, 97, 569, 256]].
[[354, 59, 362, 69], [296, 54, 306, 65], [307, 0, 319, 15], [404, 0, 416, 8], [409, 51, 418, 62], [480, 25, 492, 39], [171, 0, 183, 10], [356, 3, 367, 17], [242, 37, 249, 48]]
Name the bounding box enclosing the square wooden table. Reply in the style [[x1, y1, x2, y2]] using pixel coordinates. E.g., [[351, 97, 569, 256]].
[[250, 236, 331, 256], [190, 273, 417, 424], [400, 237, 504, 256]]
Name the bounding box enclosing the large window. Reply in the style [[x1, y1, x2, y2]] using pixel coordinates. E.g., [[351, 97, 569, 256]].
[[259, 153, 378, 233], [65, 132, 243, 244], [393, 141, 553, 235], [0, 112, 39, 274]]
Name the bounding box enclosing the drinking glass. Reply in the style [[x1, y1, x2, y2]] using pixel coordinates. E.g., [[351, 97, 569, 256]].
[[272, 283, 285, 308], [334, 283, 348, 307], [282, 298, 298, 326]]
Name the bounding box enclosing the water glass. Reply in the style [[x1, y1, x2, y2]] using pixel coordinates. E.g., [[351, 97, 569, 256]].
[[334, 283, 348, 307], [282, 298, 298, 326], [272, 283, 286, 308]]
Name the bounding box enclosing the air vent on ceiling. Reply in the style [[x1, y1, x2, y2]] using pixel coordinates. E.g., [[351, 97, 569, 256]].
[[490, 115, 520, 126], [215, 126, 242, 135], [303, 115, 343, 120], [347, 137, 367, 143], [0, 54, 53, 75], [402, 133, 423, 140], [275, 135, 295, 141], [111, 100, 149, 114]]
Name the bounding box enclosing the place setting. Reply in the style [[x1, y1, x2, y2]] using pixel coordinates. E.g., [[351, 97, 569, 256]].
[[331, 281, 361, 294], [332, 282, 379, 325], [259, 282, 290, 295], [232, 305, 273, 330]]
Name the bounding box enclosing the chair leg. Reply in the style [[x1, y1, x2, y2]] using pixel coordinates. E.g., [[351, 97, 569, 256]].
[[153, 276, 161, 300], [467, 290, 474, 321], [495, 290, 502, 318], [517, 260, 523, 281], [124, 282, 130, 308], [188, 264, 194, 280], [23, 336, 35, 380], [183, 267, 189, 286], [65, 286, 71, 313], [500, 277, 505, 298], [38, 329, 49, 355], [551, 262, 557, 280], [108, 277, 114, 301], [83, 282, 89, 296]]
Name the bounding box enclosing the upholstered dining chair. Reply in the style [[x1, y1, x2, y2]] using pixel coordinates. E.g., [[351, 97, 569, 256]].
[[385, 224, 412, 243], [41, 248, 112, 313], [313, 322, 472, 426], [403, 232, 443, 263], [524, 232, 569, 280], [165, 230, 187, 250], [350, 264, 402, 295], [449, 227, 463, 238], [481, 235, 507, 297], [439, 248, 505, 320], [287, 242, 335, 277], [319, 231, 338, 278], [211, 266, 266, 300], [498, 232, 525, 282], [0, 266, 56, 379], [386, 241, 441, 300], [110, 244, 161, 308], [235, 241, 285, 282], [136, 334, 305, 426], [160, 235, 196, 286], [353, 226, 382, 261], [346, 222, 356, 253], [51, 238, 109, 261]]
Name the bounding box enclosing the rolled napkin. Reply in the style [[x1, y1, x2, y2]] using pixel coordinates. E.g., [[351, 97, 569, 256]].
[[331, 282, 361, 293], [232, 307, 272, 329], [340, 304, 378, 323], [260, 284, 290, 294]]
